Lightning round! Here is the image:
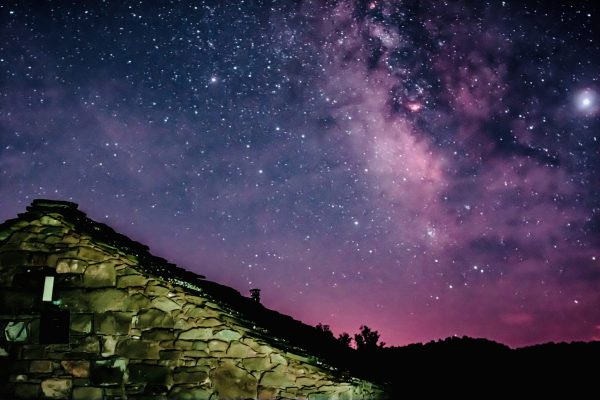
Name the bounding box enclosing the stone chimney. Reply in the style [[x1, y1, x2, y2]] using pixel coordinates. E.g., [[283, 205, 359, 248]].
[[250, 288, 261, 303]]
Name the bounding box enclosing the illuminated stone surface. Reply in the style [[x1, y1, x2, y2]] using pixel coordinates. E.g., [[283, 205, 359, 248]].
[[0, 200, 387, 399]]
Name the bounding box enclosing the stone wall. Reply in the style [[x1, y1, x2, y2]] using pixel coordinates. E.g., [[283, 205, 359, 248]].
[[0, 207, 386, 399]]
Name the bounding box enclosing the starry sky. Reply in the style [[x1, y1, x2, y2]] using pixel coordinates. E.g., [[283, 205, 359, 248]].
[[1, 0, 599, 348]]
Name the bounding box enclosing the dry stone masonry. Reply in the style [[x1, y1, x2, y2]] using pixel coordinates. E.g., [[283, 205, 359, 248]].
[[0, 200, 387, 399]]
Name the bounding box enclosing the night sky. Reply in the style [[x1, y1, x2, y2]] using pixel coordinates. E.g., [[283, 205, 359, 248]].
[[1, 0, 599, 348]]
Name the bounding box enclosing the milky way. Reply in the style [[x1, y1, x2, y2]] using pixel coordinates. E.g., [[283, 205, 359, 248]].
[[1, 1, 599, 347]]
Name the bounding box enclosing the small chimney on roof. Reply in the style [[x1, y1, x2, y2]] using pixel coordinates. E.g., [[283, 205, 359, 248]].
[[250, 288, 261, 303]]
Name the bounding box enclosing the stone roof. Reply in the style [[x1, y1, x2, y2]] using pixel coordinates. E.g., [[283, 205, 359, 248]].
[[0, 199, 382, 385]]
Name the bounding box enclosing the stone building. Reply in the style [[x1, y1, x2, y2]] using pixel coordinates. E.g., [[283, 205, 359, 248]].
[[0, 199, 387, 399]]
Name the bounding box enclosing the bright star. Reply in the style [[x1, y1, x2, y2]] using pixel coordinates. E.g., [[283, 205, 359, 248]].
[[574, 88, 598, 115]]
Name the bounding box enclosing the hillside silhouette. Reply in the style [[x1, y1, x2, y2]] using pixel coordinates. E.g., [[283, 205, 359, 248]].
[[304, 324, 600, 398], [348, 335, 600, 396], [305, 321, 600, 396]]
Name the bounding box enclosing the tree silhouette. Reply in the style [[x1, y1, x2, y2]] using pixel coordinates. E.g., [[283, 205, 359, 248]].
[[354, 325, 385, 351], [338, 332, 352, 347], [316, 323, 335, 339]]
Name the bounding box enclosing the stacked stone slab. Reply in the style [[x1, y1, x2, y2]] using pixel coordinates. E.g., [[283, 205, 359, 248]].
[[0, 200, 386, 399]]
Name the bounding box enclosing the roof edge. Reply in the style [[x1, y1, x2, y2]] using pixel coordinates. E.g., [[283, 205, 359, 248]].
[[29, 198, 79, 210]]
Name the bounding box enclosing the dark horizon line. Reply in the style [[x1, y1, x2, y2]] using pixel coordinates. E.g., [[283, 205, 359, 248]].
[[381, 335, 600, 351]]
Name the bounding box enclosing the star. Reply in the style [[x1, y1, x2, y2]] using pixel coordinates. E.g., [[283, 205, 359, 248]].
[[574, 88, 598, 115]]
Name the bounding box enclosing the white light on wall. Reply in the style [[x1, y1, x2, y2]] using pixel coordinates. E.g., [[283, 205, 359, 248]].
[[42, 276, 55, 302]]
